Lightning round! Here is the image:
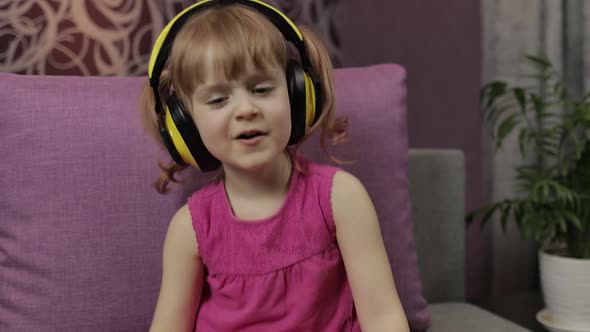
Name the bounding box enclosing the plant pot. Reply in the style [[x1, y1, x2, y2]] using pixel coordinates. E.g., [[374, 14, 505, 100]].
[[539, 248, 590, 328]]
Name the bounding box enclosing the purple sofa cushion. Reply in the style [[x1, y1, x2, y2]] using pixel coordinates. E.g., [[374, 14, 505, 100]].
[[0, 64, 430, 331]]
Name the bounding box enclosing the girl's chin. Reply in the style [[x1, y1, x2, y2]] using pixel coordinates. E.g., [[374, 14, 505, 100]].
[[221, 151, 285, 173]]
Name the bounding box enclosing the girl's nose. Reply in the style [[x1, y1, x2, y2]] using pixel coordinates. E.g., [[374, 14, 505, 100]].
[[234, 96, 260, 120]]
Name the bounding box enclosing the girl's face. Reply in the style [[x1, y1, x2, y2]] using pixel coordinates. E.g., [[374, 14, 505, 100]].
[[189, 59, 291, 173]]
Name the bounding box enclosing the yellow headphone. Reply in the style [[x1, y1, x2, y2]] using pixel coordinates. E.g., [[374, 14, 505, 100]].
[[148, 0, 323, 171]]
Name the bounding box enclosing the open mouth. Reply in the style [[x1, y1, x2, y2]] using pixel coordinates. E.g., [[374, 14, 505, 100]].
[[236, 130, 267, 140]]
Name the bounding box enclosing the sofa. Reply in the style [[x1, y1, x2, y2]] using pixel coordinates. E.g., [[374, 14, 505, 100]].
[[0, 64, 530, 331]]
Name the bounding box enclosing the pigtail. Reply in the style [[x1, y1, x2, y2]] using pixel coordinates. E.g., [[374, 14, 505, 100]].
[[155, 157, 189, 194], [138, 71, 189, 194], [298, 26, 349, 163]]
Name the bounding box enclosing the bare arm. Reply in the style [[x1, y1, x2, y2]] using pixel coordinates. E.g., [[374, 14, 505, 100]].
[[332, 171, 410, 332], [150, 204, 204, 332]]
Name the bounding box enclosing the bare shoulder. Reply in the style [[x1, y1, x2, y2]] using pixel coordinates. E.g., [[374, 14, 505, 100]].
[[331, 170, 376, 229], [166, 203, 199, 257], [171, 203, 192, 223], [332, 170, 367, 198], [332, 170, 372, 210], [169, 203, 193, 230]]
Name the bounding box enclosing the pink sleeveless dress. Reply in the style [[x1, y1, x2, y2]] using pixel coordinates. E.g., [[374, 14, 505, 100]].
[[187, 153, 361, 331]]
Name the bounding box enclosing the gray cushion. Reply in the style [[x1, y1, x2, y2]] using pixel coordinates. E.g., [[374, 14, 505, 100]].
[[428, 303, 531, 332], [408, 149, 465, 303]]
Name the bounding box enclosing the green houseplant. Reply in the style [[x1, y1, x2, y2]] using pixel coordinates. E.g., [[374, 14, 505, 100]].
[[467, 55, 590, 259], [467, 55, 590, 328]]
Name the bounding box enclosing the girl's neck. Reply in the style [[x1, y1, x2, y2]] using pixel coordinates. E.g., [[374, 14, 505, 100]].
[[222, 150, 293, 198]]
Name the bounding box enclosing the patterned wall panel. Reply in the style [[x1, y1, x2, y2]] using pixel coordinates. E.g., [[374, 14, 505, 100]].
[[0, 0, 341, 76]]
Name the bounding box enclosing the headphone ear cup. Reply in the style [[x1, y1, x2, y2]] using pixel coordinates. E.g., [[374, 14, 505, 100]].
[[286, 60, 308, 145], [164, 92, 220, 172]]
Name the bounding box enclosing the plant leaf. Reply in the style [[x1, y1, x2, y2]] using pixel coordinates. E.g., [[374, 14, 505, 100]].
[[525, 54, 552, 70], [513, 88, 527, 112], [558, 217, 567, 233], [564, 211, 583, 230], [482, 81, 508, 108], [500, 201, 512, 233], [496, 113, 521, 148], [518, 127, 530, 158]]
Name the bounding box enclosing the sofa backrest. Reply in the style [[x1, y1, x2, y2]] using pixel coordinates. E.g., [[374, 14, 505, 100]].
[[408, 148, 466, 303], [0, 64, 431, 331]]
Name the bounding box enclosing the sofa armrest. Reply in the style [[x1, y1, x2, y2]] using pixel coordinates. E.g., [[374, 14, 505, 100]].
[[408, 148, 465, 303]]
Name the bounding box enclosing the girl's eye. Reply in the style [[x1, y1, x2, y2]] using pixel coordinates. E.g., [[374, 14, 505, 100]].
[[253, 85, 274, 95], [206, 96, 227, 106]]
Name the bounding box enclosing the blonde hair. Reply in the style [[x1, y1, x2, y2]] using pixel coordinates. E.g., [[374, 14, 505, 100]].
[[139, 3, 348, 194]]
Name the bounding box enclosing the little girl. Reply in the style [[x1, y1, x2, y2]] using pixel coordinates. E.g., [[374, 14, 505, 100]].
[[139, 1, 409, 331]]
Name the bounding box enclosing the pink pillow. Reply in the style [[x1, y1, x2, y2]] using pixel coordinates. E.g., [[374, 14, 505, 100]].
[[0, 64, 430, 331]]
